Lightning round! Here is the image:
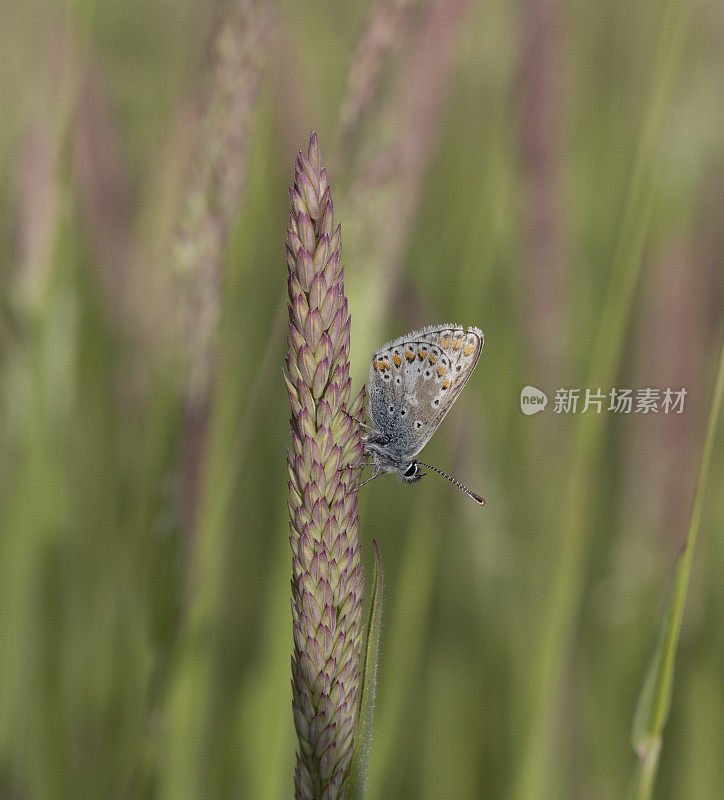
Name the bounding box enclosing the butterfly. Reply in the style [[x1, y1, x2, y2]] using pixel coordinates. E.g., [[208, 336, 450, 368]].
[[361, 324, 486, 505]]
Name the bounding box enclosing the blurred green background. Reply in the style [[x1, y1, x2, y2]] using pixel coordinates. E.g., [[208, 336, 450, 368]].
[[1, 0, 722, 798]]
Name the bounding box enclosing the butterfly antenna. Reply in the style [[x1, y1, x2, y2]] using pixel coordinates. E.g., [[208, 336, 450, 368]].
[[416, 461, 486, 506]]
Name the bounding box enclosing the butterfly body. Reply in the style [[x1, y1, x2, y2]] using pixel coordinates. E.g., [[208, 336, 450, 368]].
[[364, 324, 484, 501]]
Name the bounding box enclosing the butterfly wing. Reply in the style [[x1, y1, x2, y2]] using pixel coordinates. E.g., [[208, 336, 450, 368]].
[[368, 325, 484, 460]]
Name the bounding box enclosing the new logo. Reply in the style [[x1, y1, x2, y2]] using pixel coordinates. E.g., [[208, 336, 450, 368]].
[[520, 385, 548, 415]]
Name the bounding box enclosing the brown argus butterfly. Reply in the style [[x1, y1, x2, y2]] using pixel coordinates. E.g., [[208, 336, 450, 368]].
[[362, 324, 486, 505]]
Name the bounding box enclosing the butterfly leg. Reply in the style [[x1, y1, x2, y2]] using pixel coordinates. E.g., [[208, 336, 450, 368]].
[[358, 467, 382, 489]]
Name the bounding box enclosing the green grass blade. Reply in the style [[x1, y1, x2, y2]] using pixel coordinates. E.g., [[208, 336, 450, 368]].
[[347, 540, 384, 800], [510, 2, 689, 796], [627, 335, 724, 800]]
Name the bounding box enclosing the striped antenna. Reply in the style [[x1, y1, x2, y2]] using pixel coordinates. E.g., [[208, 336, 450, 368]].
[[416, 461, 486, 506]]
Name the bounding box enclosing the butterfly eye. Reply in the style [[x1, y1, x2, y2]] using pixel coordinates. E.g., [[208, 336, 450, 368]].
[[403, 462, 417, 478]]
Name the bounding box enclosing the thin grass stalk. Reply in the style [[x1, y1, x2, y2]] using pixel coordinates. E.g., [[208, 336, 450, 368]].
[[342, 0, 472, 381], [175, 0, 274, 531], [15, 19, 87, 315], [72, 63, 132, 327], [155, 6, 274, 798], [337, 0, 422, 150], [285, 133, 366, 799], [510, 2, 689, 797], [628, 333, 724, 799], [629, 243, 707, 542], [520, 0, 566, 377]]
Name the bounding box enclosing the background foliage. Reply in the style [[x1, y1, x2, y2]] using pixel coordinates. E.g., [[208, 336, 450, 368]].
[[0, 0, 722, 798]]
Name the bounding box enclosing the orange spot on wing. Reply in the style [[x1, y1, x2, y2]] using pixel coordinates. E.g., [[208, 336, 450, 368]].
[[418, 350, 427, 360], [464, 343, 475, 355], [443, 378, 451, 389], [373, 359, 379, 370], [437, 365, 446, 376], [405, 350, 416, 362], [428, 354, 437, 364], [441, 338, 451, 348], [392, 353, 402, 367], [453, 339, 463, 349]]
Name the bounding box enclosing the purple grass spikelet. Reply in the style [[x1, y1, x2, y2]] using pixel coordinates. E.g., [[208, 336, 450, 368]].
[[285, 132, 366, 800]]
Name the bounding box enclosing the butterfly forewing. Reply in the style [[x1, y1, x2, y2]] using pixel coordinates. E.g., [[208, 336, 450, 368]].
[[368, 324, 484, 460]]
